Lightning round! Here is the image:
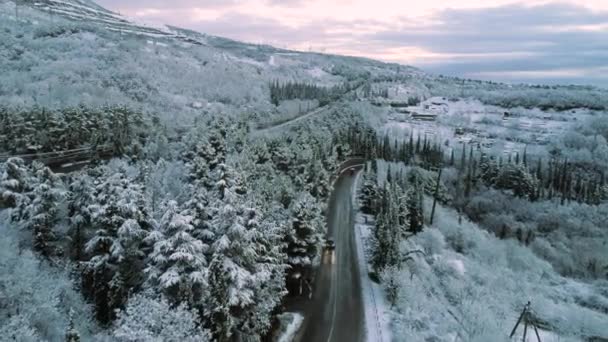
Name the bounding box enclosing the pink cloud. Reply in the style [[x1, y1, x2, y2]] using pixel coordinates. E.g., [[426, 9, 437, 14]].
[[94, 0, 608, 86]]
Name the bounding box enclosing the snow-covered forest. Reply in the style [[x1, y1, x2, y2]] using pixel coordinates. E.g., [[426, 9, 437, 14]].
[[1, 0, 607, 341]]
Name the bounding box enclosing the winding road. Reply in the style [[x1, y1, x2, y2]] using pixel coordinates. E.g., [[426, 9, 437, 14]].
[[251, 106, 329, 137], [292, 165, 365, 342]]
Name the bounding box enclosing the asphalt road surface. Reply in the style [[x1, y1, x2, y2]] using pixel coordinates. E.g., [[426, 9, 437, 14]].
[[295, 167, 365, 342], [251, 106, 328, 137]]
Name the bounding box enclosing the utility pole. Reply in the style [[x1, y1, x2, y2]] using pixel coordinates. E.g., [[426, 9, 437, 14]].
[[509, 301, 542, 342]]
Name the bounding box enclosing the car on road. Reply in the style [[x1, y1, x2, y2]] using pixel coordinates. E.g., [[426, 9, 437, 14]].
[[325, 238, 335, 250], [349, 167, 356, 175], [322, 238, 336, 265]]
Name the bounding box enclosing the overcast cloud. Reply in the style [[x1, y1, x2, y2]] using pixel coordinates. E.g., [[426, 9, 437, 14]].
[[96, 0, 608, 87]]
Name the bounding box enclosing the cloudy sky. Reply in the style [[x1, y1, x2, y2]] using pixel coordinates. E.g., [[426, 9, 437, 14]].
[[96, 0, 608, 87]]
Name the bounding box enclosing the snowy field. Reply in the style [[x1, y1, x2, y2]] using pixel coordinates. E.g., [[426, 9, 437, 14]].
[[381, 97, 601, 160]]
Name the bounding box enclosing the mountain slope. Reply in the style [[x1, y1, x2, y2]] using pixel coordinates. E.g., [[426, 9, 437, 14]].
[[2, 0, 421, 128]]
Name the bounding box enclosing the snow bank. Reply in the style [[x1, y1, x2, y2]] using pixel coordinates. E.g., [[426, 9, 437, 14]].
[[276, 312, 304, 342]]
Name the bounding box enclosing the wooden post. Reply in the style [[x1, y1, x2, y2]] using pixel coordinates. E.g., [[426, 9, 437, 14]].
[[430, 168, 442, 225], [522, 321, 528, 342]]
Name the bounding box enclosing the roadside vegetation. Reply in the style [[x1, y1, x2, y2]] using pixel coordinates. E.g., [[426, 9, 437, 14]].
[[353, 94, 608, 340]]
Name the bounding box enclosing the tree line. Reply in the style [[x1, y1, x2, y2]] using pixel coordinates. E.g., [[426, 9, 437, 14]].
[[339, 123, 607, 206], [0, 106, 148, 155], [269, 80, 356, 106]]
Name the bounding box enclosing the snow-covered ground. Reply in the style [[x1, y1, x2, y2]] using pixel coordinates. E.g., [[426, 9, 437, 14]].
[[276, 313, 304, 342], [385, 196, 608, 341], [382, 96, 599, 160]]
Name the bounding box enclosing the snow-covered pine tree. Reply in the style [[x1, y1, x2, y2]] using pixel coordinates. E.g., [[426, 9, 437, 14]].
[[68, 173, 95, 261], [183, 188, 215, 255], [190, 125, 227, 174], [207, 130, 227, 169], [479, 153, 499, 185], [0, 157, 32, 213], [270, 144, 294, 173], [213, 162, 247, 201], [392, 182, 410, 238], [360, 166, 379, 215], [237, 205, 287, 338], [206, 200, 259, 342], [251, 141, 271, 164], [382, 265, 401, 307], [26, 163, 64, 258], [406, 170, 425, 234], [370, 207, 400, 273], [305, 159, 330, 200], [188, 143, 213, 188], [141, 159, 167, 216], [285, 193, 323, 272], [146, 200, 207, 307], [494, 163, 539, 199], [84, 172, 152, 324], [113, 291, 210, 342], [109, 217, 149, 312]]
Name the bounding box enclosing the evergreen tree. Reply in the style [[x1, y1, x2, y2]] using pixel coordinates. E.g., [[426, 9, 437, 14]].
[[460, 143, 467, 170], [0, 157, 32, 216], [27, 164, 64, 258], [206, 200, 263, 341], [284, 193, 323, 271], [188, 144, 213, 189], [370, 207, 400, 273], [360, 167, 379, 215], [494, 163, 539, 199], [479, 153, 499, 185], [406, 170, 424, 234], [183, 188, 215, 254], [213, 163, 247, 201], [113, 291, 210, 342], [393, 183, 411, 238], [84, 172, 152, 324], [146, 201, 207, 307], [306, 159, 330, 200], [68, 174, 95, 261], [237, 205, 286, 338]]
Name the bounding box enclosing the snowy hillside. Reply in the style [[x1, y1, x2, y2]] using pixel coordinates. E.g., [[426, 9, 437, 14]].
[[1, 0, 419, 128]]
